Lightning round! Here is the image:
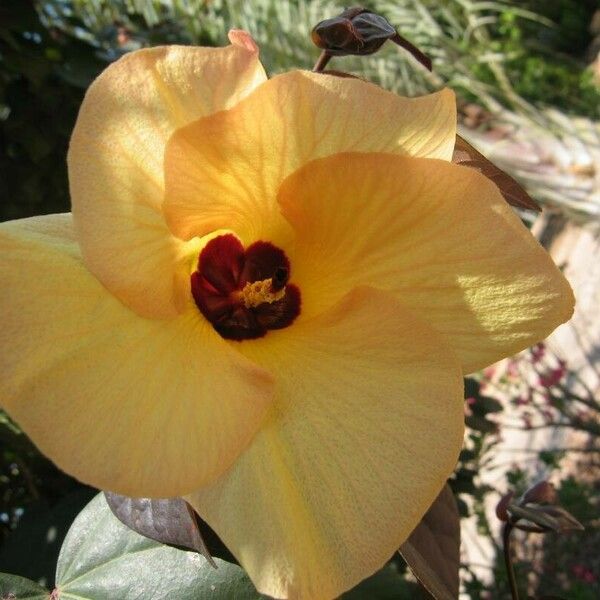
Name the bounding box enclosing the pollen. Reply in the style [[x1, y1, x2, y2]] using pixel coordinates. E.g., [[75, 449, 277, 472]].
[[237, 278, 286, 308]]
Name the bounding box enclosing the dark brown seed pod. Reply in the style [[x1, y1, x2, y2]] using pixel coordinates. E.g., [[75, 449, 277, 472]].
[[311, 7, 432, 71]]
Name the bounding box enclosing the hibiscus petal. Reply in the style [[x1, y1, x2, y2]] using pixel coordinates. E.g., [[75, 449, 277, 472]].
[[0, 215, 274, 497], [277, 152, 574, 373], [163, 71, 456, 244], [187, 286, 464, 600], [68, 37, 267, 318]]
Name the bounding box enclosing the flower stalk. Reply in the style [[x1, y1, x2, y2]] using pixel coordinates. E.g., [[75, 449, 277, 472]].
[[496, 480, 584, 599], [502, 520, 520, 600]]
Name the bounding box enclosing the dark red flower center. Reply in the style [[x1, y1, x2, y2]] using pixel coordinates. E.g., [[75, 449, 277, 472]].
[[191, 234, 301, 341]]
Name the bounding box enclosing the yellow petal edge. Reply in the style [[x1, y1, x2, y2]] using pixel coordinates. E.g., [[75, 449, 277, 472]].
[[68, 39, 267, 319], [276, 152, 574, 372], [189, 286, 465, 600], [0, 214, 274, 497]]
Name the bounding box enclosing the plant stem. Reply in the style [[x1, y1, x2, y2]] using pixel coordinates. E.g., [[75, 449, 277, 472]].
[[312, 50, 332, 72], [390, 33, 432, 71], [502, 521, 520, 600]]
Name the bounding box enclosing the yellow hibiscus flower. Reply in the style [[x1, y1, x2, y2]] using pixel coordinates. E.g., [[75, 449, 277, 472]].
[[0, 31, 573, 600]]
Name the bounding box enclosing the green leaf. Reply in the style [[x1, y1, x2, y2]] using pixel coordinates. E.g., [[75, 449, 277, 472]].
[[465, 415, 497, 434], [0, 573, 49, 599], [399, 485, 460, 600], [471, 396, 503, 416], [55, 494, 264, 600], [463, 377, 480, 399], [0, 489, 95, 586]]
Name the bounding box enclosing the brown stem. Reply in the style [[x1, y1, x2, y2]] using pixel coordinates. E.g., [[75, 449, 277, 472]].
[[502, 521, 520, 600], [504, 423, 590, 431], [556, 385, 600, 410], [312, 50, 332, 72], [502, 446, 600, 454], [390, 33, 432, 71]]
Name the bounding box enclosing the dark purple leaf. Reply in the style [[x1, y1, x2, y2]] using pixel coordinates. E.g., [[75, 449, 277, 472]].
[[104, 492, 216, 567], [453, 135, 541, 212], [399, 484, 460, 600]]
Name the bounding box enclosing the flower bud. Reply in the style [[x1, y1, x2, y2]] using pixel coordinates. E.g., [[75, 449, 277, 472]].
[[495, 490, 514, 522], [522, 481, 557, 505], [312, 8, 395, 56], [311, 7, 432, 70]]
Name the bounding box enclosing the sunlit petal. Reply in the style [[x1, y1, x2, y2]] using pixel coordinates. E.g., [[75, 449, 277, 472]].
[[188, 286, 464, 600], [163, 71, 456, 245], [277, 153, 574, 373], [69, 40, 267, 318], [0, 215, 274, 497]]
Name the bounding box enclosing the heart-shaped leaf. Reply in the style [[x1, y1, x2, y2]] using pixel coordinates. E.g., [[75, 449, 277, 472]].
[[453, 135, 541, 212], [55, 494, 263, 599], [0, 573, 49, 600], [399, 485, 460, 600], [104, 492, 215, 566]]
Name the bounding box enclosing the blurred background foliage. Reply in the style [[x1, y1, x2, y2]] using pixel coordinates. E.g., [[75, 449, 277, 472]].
[[1, 0, 599, 598]]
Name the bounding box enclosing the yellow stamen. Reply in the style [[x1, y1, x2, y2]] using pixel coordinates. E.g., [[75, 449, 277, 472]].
[[237, 278, 285, 308]]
